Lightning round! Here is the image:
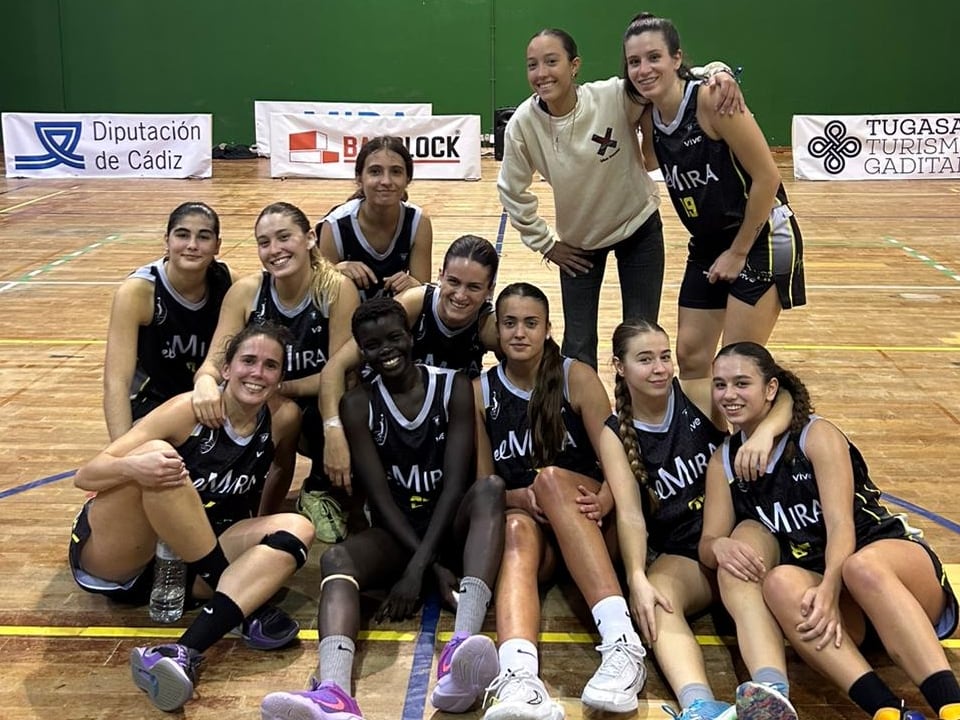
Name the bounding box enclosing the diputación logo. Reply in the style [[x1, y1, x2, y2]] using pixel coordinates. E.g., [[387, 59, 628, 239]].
[[14, 121, 85, 170], [807, 120, 861, 174]]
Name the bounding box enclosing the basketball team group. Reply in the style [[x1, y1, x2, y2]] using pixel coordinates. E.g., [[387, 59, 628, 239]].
[[67, 13, 959, 720]]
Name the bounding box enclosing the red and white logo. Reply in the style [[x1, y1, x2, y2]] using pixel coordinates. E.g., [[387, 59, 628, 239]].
[[289, 131, 339, 164]]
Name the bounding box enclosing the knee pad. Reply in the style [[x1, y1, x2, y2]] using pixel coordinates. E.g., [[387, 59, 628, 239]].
[[259, 530, 309, 569]]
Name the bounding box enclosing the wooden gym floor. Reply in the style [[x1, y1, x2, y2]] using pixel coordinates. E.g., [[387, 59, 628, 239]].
[[1, 153, 959, 719]]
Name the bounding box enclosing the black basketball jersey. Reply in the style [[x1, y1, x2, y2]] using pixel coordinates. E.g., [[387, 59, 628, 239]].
[[606, 378, 726, 559], [366, 365, 457, 535], [249, 271, 330, 385], [179, 405, 274, 531], [480, 359, 600, 490], [651, 81, 788, 242], [323, 198, 423, 301], [722, 416, 920, 573], [411, 284, 493, 379], [130, 259, 232, 419]]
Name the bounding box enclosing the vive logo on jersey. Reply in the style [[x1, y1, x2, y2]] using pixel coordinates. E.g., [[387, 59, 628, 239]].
[[807, 120, 862, 174], [14, 121, 85, 170]]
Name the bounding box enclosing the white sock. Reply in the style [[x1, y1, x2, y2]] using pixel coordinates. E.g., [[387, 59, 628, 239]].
[[591, 595, 641, 646], [498, 638, 539, 676]]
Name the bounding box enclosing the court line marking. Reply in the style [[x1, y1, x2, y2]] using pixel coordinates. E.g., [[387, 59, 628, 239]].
[[0, 470, 75, 500], [0, 187, 76, 214], [885, 236, 960, 283], [495, 209, 508, 255], [3, 625, 959, 649], [402, 596, 440, 720], [0, 235, 120, 294]]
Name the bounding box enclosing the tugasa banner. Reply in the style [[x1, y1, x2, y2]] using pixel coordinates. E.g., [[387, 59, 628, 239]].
[[254, 101, 432, 157], [792, 113, 960, 180], [2, 113, 212, 179], [269, 114, 481, 180]]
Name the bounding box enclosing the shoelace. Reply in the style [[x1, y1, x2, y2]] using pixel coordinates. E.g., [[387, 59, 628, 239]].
[[592, 639, 646, 679], [661, 705, 681, 720], [483, 668, 537, 705]]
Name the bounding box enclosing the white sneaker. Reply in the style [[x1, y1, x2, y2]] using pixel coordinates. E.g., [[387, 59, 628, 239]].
[[482, 668, 565, 720], [580, 636, 647, 713]]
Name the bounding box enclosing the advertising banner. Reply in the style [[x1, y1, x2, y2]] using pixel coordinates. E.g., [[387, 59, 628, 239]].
[[792, 114, 960, 180], [2, 113, 212, 179], [254, 101, 432, 157], [269, 114, 481, 180]]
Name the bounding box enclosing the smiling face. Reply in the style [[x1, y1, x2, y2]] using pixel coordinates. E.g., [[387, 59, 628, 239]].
[[712, 352, 779, 434], [357, 148, 410, 208], [355, 312, 414, 378], [623, 29, 682, 102], [615, 329, 674, 404], [526, 33, 580, 115], [164, 212, 221, 272], [221, 333, 284, 406], [255, 211, 315, 280], [436, 256, 494, 328]]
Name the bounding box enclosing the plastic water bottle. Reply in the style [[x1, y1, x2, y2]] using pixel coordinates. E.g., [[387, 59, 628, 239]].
[[149, 540, 186, 623]]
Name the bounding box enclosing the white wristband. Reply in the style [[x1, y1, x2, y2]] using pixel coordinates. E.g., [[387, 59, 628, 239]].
[[323, 416, 343, 430]]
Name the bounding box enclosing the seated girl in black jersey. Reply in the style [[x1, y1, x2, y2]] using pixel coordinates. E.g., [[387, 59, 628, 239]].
[[103, 202, 236, 440], [622, 14, 806, 418], [320, 233, 500, 489], [606, 320, 797, 720], [701, 342, 960, 720], [70, 322, 314, 713], [261, 297, 504, 720], [317, 136, 433, 301], [192, 202, 361, 544], [450, 282, 643, 719]]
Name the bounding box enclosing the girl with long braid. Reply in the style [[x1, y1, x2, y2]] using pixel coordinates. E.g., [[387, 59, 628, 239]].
[[702, 342, 960, 720], [607, 321, 796, 720]]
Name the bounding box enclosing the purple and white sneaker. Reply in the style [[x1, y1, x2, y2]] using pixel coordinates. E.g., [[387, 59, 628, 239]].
[[261, 679, 364, 720], [130, 643, 202, 711], [235, 604, 300, 650], [431, 632, 499, 712]]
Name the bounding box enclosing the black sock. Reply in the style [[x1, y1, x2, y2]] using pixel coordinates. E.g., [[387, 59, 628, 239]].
[[848, 671, 900, 716], [187, 543, 229, 591], [179, 591, 244, 654], [920, 670, 960, 714]]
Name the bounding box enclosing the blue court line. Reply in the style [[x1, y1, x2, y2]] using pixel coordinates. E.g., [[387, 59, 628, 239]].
[[882, 492, 960, 535], [0, 469, 75, 500], [402, 595, 441, 720], [495, 210, 508, 255]]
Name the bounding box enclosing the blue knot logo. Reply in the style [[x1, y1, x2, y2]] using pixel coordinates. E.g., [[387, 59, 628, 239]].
[[807, 120, 861, 174], [14, 122, 85, 170]]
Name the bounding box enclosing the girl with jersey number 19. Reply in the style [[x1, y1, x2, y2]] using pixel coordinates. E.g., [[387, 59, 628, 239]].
[[624, 13, 806, 417]]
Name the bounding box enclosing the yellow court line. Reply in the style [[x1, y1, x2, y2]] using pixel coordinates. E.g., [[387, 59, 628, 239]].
[[0, 188, 75, 214], [3, 626, 959, 649]]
